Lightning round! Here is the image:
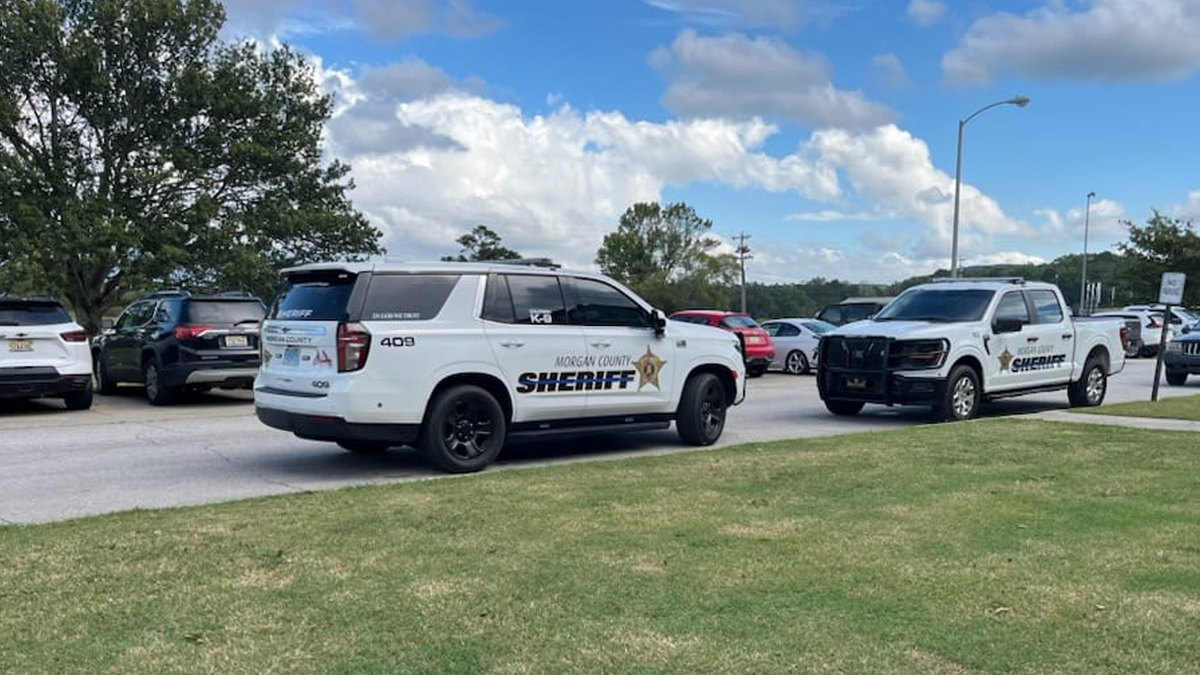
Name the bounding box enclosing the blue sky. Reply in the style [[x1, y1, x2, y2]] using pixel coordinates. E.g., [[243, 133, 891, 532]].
[[221, 0, 1200, 283]]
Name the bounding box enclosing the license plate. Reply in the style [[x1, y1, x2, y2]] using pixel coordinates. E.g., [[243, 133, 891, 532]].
[[7, 339, 33, 352], [844, 376, 868, 389], [283, 347, 300, 366], [224, 334, 249, 348]]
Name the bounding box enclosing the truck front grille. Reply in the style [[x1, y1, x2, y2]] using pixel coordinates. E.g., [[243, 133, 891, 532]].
[[822, 336, 890, 371]]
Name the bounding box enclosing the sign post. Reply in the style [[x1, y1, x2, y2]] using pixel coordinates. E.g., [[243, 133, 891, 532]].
[[1151, 273, 1186, 401]]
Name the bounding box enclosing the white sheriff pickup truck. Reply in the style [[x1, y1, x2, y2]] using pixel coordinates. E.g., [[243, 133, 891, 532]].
[[816, 278, 1126, 421]]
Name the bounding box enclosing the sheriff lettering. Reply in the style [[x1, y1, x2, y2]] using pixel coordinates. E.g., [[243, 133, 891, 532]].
[[517, 370, 636, 393], [1011, 353, 1067, 372]]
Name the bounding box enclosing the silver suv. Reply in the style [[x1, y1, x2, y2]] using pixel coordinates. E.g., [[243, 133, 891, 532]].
[[254, 260, 746, 472]]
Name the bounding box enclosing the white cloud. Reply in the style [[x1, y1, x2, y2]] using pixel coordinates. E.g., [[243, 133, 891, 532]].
[[323, 92, 842, 268], [785, 209, 883, 222], [871, 53, 909, 88], [1168, 189, 1200, 221], [641, 0, 805, 30], [650, 29, 892, 129], [804, 125, 1028, 261], [906, 0, 947, 27], [942, 0, 1200, 86]]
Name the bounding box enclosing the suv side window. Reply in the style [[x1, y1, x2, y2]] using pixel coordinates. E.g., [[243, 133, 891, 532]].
[[567, 278, 649, 328], [995, 291, 1030, 325], [503, 274, 568, 325], [1028, 289, 1064, 324], [482, 274, 515, 323], [117, 301, 155, 329], [362, 274, 459, 321]]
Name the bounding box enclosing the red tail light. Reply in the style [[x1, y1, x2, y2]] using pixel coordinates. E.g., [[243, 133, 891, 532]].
[[1119, 326, 1129, 349], [1148, 318, 1161, 328], [173, 324, 212, 340], [60, 330, 88, 343], [337, 322, 371, 372]]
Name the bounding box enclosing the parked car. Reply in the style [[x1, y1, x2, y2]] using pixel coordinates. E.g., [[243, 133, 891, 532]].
[[815, 297, 894, 326], [761, 317, 836, 374], [1123, 304, 1199, 333], [255, 260, 746, 472], [669, 310, 775, 377], [0, 295, 93, 410], [1163, 323, 1200, 385], [1092, 309, 1174, 357], [92, 290, 265, 404]]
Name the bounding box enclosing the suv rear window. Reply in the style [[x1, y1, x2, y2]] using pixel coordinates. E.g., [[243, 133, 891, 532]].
[[273, 272, 359, 321], [720, 315, 759, 329], [184, 299, 266, 324], [0, 301, 71, 326], [362, 274, 460, 321]]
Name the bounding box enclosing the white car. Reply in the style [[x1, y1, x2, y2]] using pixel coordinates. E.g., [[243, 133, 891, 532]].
[[1091, 309, 1174, 357], [0, 295, 94, 410], [254, 260, 747, 472], [761, 318, 836, 374]]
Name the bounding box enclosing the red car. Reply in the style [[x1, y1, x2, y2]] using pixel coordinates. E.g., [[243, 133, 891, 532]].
[[669, 310, 775, 377]]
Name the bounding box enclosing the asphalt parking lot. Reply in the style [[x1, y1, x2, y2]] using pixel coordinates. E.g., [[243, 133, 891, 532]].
[[1, 359, 1195, 525]]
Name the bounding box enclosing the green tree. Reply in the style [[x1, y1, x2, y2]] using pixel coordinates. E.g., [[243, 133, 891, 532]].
[[596, 201, 736, 311], [441, 225, 520, 262], [1116, 211, 1200, 307], [0, 0, 382, 332]]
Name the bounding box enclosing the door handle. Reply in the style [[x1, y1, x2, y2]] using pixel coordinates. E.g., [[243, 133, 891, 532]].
[[1061, 333, 1073, 340], [1026, 337, 1039, 343], [499, 340, 525, 348], [590, 341, 612, 348]]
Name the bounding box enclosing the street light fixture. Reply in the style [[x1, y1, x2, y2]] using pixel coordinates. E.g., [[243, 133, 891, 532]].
[[950, 95, 1030, 278], [1079, 191, 1096, 314]]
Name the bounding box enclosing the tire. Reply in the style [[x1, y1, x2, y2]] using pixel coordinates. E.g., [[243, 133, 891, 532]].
[[1165, 370, 1188, 386], [63, 383, 93, 411], [337, 440, 392, 454], [420, 385, 506, 473], [784, 350, 810, 375], [676, 373, 726, 446], [824, 399, 864, 416], [1068, 356, 1107, 407], [1124, 341, 1140, 359], [933, 364, 980, 422], [94, 352, 117, 395], [143, 359, 177, 406]]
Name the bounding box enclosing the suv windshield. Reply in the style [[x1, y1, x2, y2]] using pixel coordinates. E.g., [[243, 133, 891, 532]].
[[184, 299, 265, 324], [874, 289, 995, 322], [0, 301, 71, 326]]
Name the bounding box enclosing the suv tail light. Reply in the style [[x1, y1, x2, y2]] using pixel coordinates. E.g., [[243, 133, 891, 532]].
[[60, 329, 88, 343], [337, 322, 371, 372], [1119, 326, 1129, 349], [173, 324, 213, 340]]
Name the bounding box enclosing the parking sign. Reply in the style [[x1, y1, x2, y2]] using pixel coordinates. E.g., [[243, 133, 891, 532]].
[[1158, 272, 1186, 305]]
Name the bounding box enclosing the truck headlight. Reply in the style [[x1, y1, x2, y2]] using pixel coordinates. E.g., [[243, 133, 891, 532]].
[[1167, 341, 1183, 353], [889, 339, 949, 370]]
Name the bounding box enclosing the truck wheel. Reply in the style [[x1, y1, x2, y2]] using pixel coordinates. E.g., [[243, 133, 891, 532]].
[[934, 365, 979, 422], [1068, 357, 1107, 407], [143, 360, 177, 406], [420, 385, 506, 473], [63, 383, 94, 411], [784, 350, 809, 375], [1165, 370, 1188, 386], [337, 441, 392, 454], [677, 373, 726, 446], [824, 399, 864, 416], [94, 352, 118, 395]]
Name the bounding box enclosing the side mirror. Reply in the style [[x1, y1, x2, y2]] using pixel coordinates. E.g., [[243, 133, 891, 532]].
[[993, 317, 1023, 334], [649, 309, 667, 335]]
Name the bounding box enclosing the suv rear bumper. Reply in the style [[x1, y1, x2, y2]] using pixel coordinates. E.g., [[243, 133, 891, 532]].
[[0, 368, 91, 399], [256, 405, 421, 445], [162, 364, 259, 389]]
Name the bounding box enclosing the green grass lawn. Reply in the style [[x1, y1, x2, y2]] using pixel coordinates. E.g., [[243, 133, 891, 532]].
[[3, 419, 1199, 674], [1073, 392, 1200, 421]]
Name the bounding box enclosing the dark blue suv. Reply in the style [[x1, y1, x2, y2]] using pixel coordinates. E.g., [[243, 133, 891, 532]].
[[92, 290, 265, 404]]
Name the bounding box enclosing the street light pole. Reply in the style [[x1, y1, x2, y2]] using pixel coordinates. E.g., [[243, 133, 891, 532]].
[[949, 95, 1030, 278], [1079, 191, 1096, 314]]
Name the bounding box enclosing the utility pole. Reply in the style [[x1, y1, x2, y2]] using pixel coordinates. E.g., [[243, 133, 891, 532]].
[[735, 232, 752, 313]]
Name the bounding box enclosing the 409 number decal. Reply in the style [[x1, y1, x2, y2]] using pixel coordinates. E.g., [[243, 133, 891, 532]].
[[380, 336, 416, 347]]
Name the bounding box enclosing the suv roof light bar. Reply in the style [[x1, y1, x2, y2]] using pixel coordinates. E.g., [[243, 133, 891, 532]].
[[931, 277, 1024, 285], [491, 257, 561, 269]]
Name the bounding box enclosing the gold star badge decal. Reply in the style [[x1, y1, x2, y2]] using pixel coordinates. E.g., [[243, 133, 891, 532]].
[[998, 348, 1014, 372], [634, 346, 667, 391]]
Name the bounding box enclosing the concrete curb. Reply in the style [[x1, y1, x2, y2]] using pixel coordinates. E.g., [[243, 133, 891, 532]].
[[1033, 409, 1200, 432]]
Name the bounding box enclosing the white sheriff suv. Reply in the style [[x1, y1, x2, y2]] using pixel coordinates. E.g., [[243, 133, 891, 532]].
[[254, 260, 747, 472], [817, 278, 1126, 421]]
